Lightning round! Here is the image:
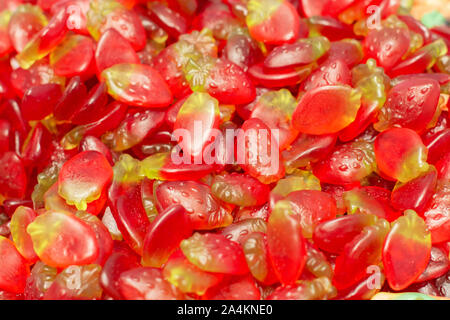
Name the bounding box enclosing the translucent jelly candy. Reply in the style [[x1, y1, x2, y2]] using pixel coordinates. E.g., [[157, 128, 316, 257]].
[[313, 140, 376, 185], [304, 241, 333, 279], [102, 108, 164, 152], [313, 214, 379, 254], [269, 169, 321, 207], [49, 34, 95, 77], [264, 37, 330, 70], [24, 261, 58, 300], [142, 205, 192, 268], [107, 155, 150, 255], [0, 151, 27, 200], [163, 250, 224, 295], [21, 83, 62, 121], [10, 58, 65, 98], [248, 62, 315, 88], [246, 0, 301, 45], [300, 59, 351, 92], [333, 219, 390, 290], [44, 264, 103, 300], [374, 128, 429, 183], [204, 58, 256, 105], [363, 26, 411, 71], [391, 167, 437, 214], [100, 248, 140, 299], [202, 275, 261, 300], [155, 180, 233, 230], [10, 206, 38, 263], [383, 211, 432, 291], [267, 277, 336, 300], [389, 39, 448, 77], [242, 232, 278, 285], [284, 190, 337, 238], [7, 4, 47, 53], [326, 39, 363, 67], [343, 186, 400, 222], [180, 233, 249, 275], [211, 172, 270, 207], [94, 28, 139, 75], [26, 211, 99, 268], [101, 63, 173, 108], [267, 200, 307, 285], [415, 246, 450, 283], [0, 236, 30, 294], [306, 16, 354, 40], [173, 92, 220, 159], [281, 133, 337, 172], [16, 8, 68, 69], [238, 118, 285, 184], [220, 218, 267, 245], [292, 85, 361, 135], [0, 10, 13, 57], [58, 151, 113, 210], [375, 78, 440, 132], [423, 158, 450, 244], [119, 267, 183, 300], [86, 0, 146, 51], [75, 211, 113, 266], [250, 88, 298, 150]]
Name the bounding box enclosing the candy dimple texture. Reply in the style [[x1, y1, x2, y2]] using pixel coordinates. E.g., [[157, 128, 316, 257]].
[[0, 1, 449, 301]]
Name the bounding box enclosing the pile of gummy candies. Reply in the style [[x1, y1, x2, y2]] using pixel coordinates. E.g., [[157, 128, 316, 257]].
[[0, 0, 449, 301]]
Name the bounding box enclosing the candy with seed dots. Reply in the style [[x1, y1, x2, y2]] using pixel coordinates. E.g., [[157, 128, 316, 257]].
[[313, 214, 379, 254], [238, 118, 285, 184], [173, 92, 220, 159], [391, 166, 438, 214], [43, 264, 103, 300], [390, 39, 448, 77], [383, 210, 432, 291], [250, 88, 299, 150], [58, 151, 113, 210], [267, 200, 307, 285], [0, 236, 30, 294], [142, 205, 192, 268]]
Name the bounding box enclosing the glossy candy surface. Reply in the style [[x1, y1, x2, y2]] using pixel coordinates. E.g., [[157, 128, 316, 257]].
[[0, 0, 448, 301]]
